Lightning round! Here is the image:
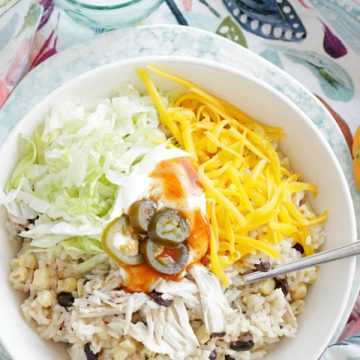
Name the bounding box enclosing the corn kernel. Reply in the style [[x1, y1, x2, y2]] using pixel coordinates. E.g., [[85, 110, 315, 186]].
[[57, 278, 77, 293], [97, 320, 110, 340], [77, 278, 85, 297], [112, 348, 128, 360], [37, 290, 54, 308], [10, 258, 20, 270], [9, 266, 28, 284], [305, 269, 317, 285], [19, 253, 36, 269], [118, 339, 137, 354], [195, 324, 210, 344], [111, 339, 137, 360], [291, 299, 305, 315], [141, 348, 154, 357], [292, 283, 307, 300], [259, 278, 276, 296], [33, 268, 51, 290]]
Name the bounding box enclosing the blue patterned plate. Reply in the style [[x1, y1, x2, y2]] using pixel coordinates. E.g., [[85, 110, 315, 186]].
[[0, 25, 358, 359]]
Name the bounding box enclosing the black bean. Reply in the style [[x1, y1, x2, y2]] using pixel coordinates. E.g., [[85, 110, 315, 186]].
[[292, 242, 304, 254], [209, 349, 217, 360], [225, 356, 234, 360], [149, 291, 173, 307], [57, 292, 75, 307], [230, 333, 254, 352], [212, 331, 225, 337], [275, 278, 289, 297], [230, 340, 255, 351], [254, 261, 271, 272], [84, 343, 98, 360]]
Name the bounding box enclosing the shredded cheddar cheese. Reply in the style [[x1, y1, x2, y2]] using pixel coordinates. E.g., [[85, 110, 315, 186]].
[[138, 66, 328, 286]]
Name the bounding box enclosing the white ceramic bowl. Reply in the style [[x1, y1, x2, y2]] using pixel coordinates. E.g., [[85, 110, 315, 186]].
[[0, 57, 356, 360]]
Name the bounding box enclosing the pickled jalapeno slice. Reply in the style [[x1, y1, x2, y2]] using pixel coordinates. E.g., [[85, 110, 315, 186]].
[[140, 238, 189, 275], [102, 216, 143, 266], [148, 208, 189, 248], [129, 199, 157, 233]]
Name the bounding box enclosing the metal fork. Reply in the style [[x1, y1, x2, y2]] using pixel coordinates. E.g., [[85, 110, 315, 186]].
[[242, 241, 360, 284]]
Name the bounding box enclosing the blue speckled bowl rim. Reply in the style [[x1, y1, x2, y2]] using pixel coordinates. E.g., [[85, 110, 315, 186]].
[[0, 24, 358, 359], [57, 0, 157, 10]]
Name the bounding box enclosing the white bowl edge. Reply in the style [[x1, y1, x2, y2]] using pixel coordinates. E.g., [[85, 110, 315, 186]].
[[0, 56, 356, 360]]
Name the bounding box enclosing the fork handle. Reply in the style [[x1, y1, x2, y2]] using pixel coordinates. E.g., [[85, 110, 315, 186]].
[[242, 241, 360, 284]]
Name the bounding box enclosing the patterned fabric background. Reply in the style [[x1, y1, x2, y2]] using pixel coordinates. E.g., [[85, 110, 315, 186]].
[[0, 0, 359, 359], [2, 0, 359, 134]]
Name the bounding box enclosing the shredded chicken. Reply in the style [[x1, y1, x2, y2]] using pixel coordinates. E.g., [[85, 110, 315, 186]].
[[190, 264, 235, 333], [65, 267, 297, 359], [284, 301, 298, 329], [129, 298, 200, 359], [155, 278, 199, 308], [68, 344, 87, 360], [74, 290, 148, 318]]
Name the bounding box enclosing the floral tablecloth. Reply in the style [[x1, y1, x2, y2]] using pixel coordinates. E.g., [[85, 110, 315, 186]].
[[0, 0, 359, 359]]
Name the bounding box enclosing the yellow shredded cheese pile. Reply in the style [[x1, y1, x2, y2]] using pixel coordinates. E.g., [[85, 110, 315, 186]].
[[137, 66, 328, 287]]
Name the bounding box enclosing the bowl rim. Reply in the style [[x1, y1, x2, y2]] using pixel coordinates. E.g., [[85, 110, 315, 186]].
[[0, 55, 356, 360], [54, 0, 163, 11]]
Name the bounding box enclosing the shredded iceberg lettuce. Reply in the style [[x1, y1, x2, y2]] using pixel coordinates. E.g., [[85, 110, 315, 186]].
[[72, 253, 108, 274], [62, 236, 103, 257], [2, 84, 168, 250], [6, 135, 37, 192]]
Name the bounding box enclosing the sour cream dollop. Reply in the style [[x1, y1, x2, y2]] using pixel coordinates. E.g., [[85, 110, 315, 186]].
[[107, 144, 211, 292]]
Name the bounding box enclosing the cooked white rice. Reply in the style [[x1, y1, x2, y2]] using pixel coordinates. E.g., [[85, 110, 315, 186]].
[[8, 206, 325, 360]]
